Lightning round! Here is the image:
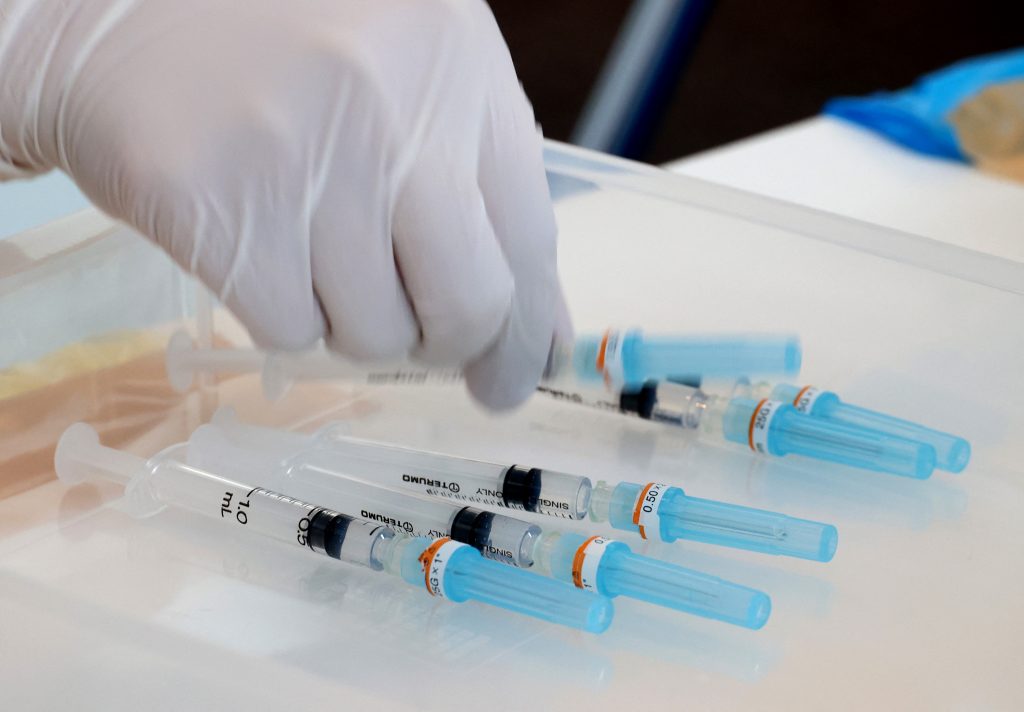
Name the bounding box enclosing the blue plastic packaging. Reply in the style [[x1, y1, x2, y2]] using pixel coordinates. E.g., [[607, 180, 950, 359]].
[[825, 48, 1024, 160], [722, 397, 937, 479], [771, 384, 970, 473], [572, 329, 801, 387], [539, 532, 771, 629], [600, 481, 837, 562], [400, 537, 614, 634]]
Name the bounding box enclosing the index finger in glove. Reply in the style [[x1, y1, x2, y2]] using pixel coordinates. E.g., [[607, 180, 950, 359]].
[[462, 64, 563, 410]]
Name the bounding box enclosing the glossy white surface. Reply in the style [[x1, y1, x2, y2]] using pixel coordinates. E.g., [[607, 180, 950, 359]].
[[670, 116, 1024, 264], [2, 138, 1024, 710]]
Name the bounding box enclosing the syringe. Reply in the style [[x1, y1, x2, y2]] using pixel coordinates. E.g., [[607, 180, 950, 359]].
[[166, 328, 801, 398], [203, 410, 837, 562], [187, 423, 774, 628], [735, 382, 970, 473], [538, 380, 938, 479], [54, 423, 613, 633]]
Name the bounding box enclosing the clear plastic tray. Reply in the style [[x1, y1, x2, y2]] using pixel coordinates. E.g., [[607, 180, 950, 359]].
[[1, 142, 1022, 710]]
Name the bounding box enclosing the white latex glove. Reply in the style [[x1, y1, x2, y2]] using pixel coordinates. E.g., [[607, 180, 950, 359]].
[[0, 0, 565, 409]]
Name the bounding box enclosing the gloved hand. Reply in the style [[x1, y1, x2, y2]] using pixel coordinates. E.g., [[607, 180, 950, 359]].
[[0, 0, 565, 409]]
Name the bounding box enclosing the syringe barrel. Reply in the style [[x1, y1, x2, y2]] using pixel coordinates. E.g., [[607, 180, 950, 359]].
[[285, 453, 468, 534], [572, 330, 802, 388], [187, 427, 542, 567], [721, 398, 937, 479], [330, 441, 593, 520], [397, 537, 613, 633], [541, 531, 770, 628], [770, 384, 970, 473], [190, 427, 456, 534], [208, 414, 595, 520], [56, 424, 392, 570], [535, 383, 631, 417], [641, 380, 709, 429], [148, 463, 396, 570], [535, 380, 708, 431], [604, 482, 838, 562], [196, 416, 309, 474]]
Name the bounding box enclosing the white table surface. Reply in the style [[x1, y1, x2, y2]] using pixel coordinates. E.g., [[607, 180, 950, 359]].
[[669, 116, 1024, 264]]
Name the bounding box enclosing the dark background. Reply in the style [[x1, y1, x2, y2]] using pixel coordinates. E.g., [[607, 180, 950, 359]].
[[488, 0, 1024, 163]]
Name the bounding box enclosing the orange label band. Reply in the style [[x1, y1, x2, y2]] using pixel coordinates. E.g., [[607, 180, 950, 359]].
[[631, 483, 656, 526], [571, 535, 602, 589], [419, 537, 458, 598], [596, 330, 610, 374], [571, 535, 613, 592], [595, 329, 626, 388], [792, 385, 822, 414], [748, 398, 769, 451], [792, 385, 814, 408], [632, 482, 668, 540], [748, 399, 783, 455]]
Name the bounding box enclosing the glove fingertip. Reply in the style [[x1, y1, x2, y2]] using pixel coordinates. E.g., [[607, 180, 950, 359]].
[[464, 360, 538, 411], [462, 303, 553, 412]]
